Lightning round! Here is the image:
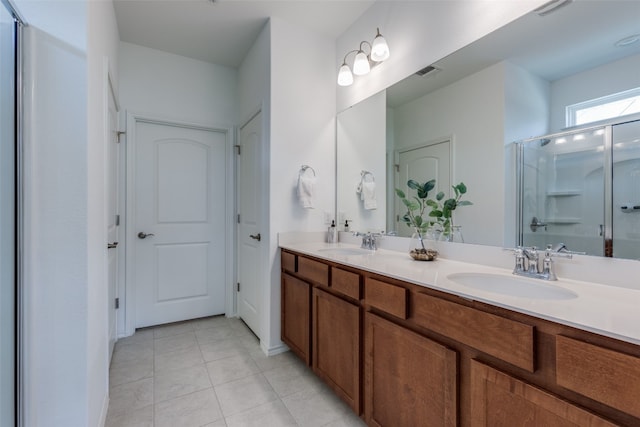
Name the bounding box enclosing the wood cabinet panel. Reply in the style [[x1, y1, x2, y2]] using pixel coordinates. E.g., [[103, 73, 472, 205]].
[[281, 251, 296, 273], [281, 273, 311, 365], [470, 360, 618, 427], [298, 256, 329, 286], [365, 312, 457, 427], [312, 287, 361, 413], [331, 267, 361, 300], [556, 335, 640, 419], [414, 292, 535, 372], [364, 277, 408, 319]]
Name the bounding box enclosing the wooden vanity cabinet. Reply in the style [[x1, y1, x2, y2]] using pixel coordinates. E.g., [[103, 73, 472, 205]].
[[280, 249, 640, 426], [365, 312, 457, 427], [281, 273, 311, 364], [312, 287, 361, 413]]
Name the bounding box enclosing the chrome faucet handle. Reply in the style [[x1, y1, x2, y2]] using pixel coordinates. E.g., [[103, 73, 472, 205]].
[[512, 247, 526, 274], [545, 244, 573, 259]]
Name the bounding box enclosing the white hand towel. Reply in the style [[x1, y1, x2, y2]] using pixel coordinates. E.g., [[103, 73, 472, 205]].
[[362, 181, 377, 210], [297, 175, 316, 209]]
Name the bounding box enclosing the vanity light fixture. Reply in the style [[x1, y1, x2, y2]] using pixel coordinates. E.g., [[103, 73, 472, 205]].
[[337, 28, 390, 87]]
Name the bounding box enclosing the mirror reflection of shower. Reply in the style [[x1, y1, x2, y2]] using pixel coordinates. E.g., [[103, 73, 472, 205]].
[[516, 117, 640, 260]]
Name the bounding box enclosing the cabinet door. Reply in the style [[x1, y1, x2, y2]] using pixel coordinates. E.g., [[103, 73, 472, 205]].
[[365, 312, 457, 427], [470, 360, 618, 427], [312, 287, 361, 414], [281, 273, 311, 364]]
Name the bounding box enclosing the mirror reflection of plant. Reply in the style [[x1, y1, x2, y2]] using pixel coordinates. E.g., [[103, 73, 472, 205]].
[[394, 179, 437, 251], [428, 182, 472, 236]]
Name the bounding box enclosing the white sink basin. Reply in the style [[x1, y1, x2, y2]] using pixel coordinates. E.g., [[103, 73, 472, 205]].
[[447, 272, 578, 300], [317, 247, 373, 256]]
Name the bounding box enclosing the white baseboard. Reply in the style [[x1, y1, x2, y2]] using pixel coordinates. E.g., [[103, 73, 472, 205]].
[[261, 342, 289, 357]]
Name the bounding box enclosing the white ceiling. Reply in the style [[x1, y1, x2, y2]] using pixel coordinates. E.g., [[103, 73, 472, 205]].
[[387, 0, 640, 108], [114, 0, 374, 67]]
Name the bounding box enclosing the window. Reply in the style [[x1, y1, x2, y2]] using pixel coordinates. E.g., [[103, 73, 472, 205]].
[[566, 87, 640, 127]]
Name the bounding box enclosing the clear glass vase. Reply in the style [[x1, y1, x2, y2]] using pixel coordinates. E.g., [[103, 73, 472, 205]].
[[409, 227, 439, 261], [438, 225, 464, 243]]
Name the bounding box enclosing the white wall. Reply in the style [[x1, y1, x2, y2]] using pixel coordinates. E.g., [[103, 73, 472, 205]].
[[87, 1, 120, 425], [265, 17, 337, 352], [550, 53, 640, 131], [392, 63, 505, 245], [17, 0, 120, 424], [20, 4, 90, 426], [337, 90, 386, 232], [336, 0, 543, 111], [119, 42, 238, 126], [389, 61, 549, 247]]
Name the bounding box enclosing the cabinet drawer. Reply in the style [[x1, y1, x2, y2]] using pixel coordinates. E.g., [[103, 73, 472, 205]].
[[364, 278, 408, 319], [471, 360, 617, 427], [281, 251, 296, 273], [298, 256, 329, 286], [414, 293, 535, 372], [331, 267, 361, 300], [556, 335, 640, 419]]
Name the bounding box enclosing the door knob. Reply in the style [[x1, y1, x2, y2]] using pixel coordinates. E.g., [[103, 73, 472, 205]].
[[249, 233, 261, 242], [107, 242, 119, 249], [138, 232, 155, 239]]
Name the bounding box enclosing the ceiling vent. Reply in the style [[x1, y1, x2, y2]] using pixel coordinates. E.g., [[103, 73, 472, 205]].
[[415, 65, 441, 77]]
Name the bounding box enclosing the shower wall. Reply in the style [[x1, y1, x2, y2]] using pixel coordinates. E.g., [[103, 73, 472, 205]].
[[520, 118, 640, 260]]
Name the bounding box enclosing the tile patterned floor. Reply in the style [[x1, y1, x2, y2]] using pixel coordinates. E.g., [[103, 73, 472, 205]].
[[106, 316, 366, 427]]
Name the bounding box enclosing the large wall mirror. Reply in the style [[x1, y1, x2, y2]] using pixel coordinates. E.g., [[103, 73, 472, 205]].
[[336, 0, 640, 257]]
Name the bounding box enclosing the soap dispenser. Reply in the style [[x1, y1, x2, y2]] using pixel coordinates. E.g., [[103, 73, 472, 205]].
[[327, 220, 338, 243]]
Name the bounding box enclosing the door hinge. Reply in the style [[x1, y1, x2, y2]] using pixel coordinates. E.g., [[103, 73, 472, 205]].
[[116, 131, 125, 143], [237, 214, 241, 224], [236, 283, 240, 292], [115, 298, 120, 309], [115, 214, 120, 226], [235, 145, 241, 155], [395, 164, 400, 172]]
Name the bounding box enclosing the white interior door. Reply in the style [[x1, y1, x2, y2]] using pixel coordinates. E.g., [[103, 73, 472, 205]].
[[237, 111, 262, 337], [395, 140, 451, 236], [106, 80, 119, 359], [134, 120, 227, 328]]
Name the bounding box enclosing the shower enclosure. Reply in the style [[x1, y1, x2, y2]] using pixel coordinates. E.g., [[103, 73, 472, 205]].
[[516, 117, 640, 260]]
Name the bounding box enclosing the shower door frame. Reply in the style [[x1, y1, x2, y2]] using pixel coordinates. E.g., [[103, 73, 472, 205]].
[[514, 116, 640, 257], [0, 1, 25, 425]]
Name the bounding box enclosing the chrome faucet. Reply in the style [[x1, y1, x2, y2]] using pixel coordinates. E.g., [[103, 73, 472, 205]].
[[511, 245, 572, 281], [353, 231, 381, 250]]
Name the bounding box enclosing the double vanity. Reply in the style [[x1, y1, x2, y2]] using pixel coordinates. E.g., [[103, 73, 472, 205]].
[[279, 234, 640, 426]]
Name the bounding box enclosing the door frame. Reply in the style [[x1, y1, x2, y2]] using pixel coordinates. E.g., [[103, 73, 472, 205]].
[[234, 105, 265, 335], [122, 111, 235, 337], [392, 135, 455, 231]]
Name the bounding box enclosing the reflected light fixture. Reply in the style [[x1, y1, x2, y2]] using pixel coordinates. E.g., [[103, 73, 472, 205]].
[[338, 28, 390, 87]]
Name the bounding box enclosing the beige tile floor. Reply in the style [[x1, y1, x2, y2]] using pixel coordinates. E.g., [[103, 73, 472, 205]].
[[106, 315, 366, 427]]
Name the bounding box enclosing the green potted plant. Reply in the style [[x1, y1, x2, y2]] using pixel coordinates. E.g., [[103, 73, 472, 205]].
[[395, 179, 439, 260], [428, 182, 472, 242]]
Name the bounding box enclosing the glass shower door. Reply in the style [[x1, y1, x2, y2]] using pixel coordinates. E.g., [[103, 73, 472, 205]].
[[612, 119, 640, 260], [520, 127, 606, 256]]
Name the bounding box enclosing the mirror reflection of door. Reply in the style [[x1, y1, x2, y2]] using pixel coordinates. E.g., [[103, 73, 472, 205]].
[[394, 139, 451, 237]]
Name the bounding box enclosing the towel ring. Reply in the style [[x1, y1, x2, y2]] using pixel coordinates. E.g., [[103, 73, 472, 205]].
[[300, 165, 316, 177]]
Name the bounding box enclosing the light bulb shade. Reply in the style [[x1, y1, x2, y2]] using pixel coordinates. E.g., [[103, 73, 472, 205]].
[[371, 34, 390, 62], [353, 51, 371, 75], [337, 64, 354, 86]]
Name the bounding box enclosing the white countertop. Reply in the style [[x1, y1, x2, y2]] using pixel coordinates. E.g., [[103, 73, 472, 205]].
[[279, 239, 640, 346]]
